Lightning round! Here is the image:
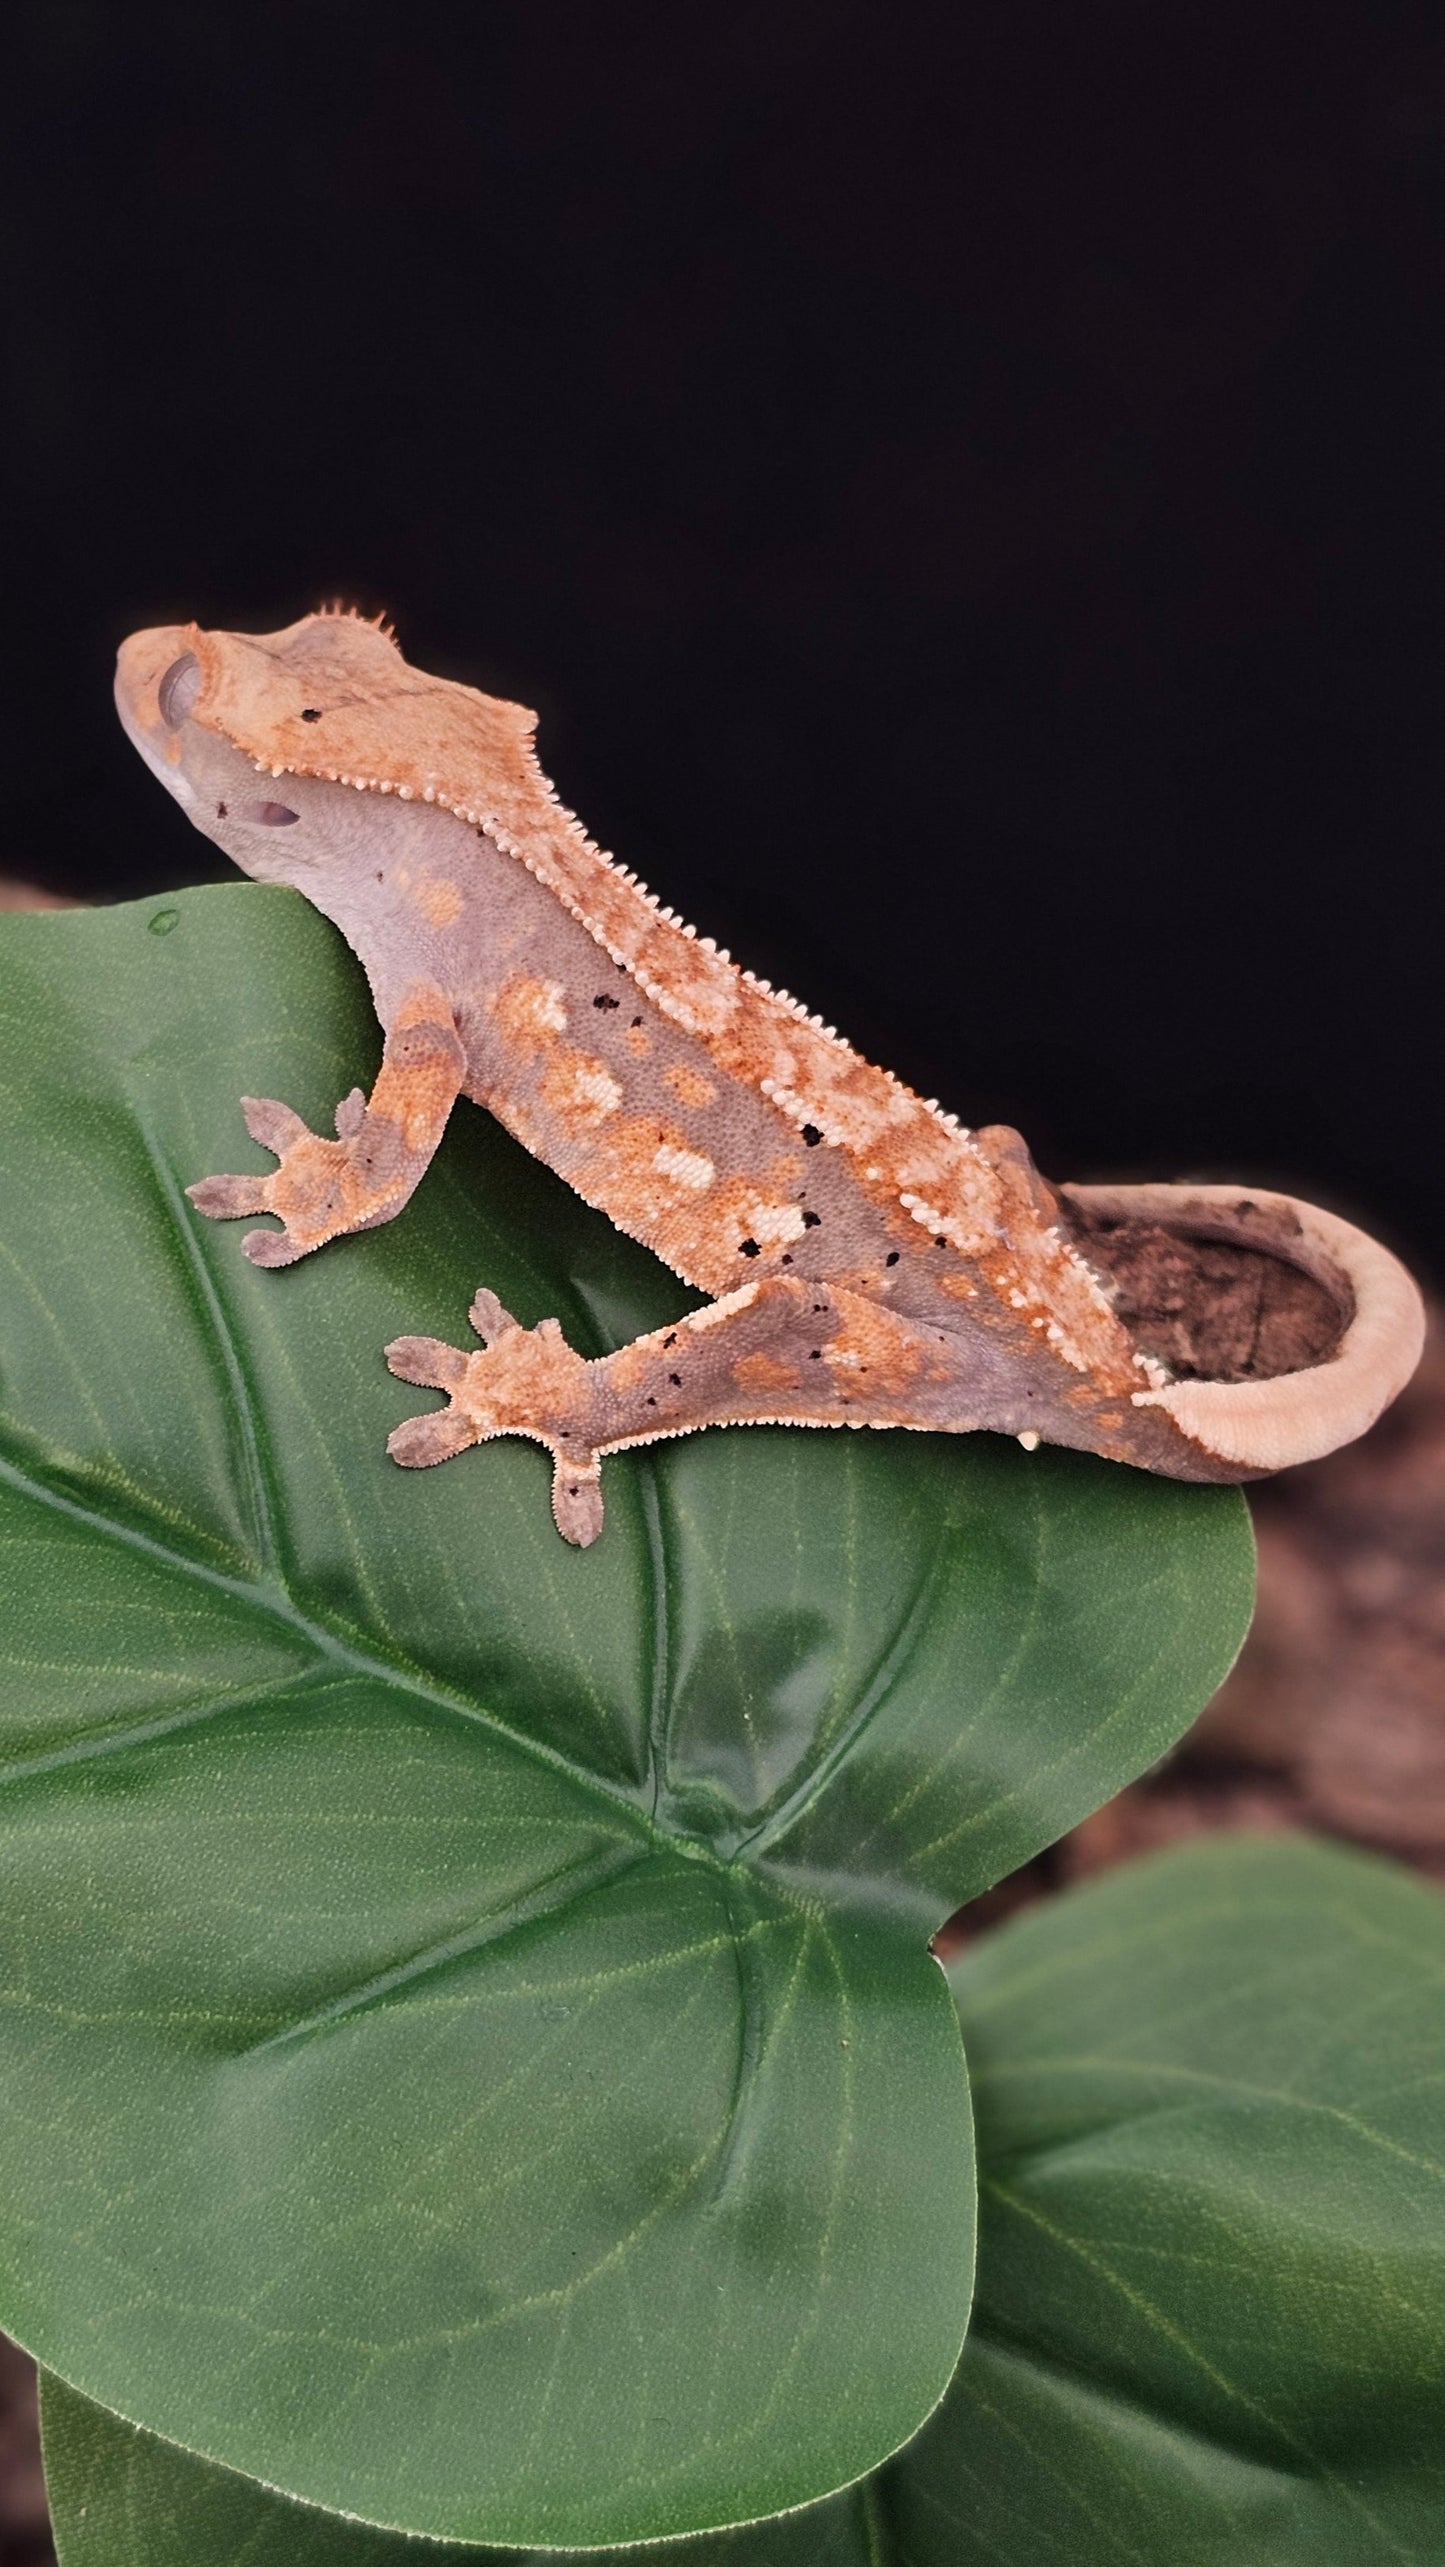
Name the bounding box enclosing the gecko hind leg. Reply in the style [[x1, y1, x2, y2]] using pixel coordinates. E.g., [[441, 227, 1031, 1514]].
[[385, 1276, 942, 1547]]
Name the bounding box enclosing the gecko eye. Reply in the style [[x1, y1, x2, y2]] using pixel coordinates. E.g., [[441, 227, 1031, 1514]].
[[156, 652, 202, 729], [241, 801, 301, 826]]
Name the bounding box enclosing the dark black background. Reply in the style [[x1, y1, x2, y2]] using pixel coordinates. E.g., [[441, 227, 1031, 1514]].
[[2, 1, 1441, 1273]]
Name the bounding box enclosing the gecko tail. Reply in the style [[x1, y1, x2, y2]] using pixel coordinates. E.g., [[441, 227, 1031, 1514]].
[[1062, 1182, 1425, 1474]]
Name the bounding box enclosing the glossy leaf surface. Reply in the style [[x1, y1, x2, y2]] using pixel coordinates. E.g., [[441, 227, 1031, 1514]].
[[39, 2368, 871, 2562], [42, 1836, 1445, 2564], [932, 1833, 1445, 2563], [0, 889, 1250, 2545]]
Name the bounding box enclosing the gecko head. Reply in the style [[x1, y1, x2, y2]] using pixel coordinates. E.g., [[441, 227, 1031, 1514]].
[[116, 607, 540, 922], [114, 604, 506, 890], [114, 617, 377, 885], [118, 606, 543, 848]]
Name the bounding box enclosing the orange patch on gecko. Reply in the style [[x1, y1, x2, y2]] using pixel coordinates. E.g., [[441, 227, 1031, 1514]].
[[413, 874, 464, 930], [391, 983, 454, 1031], [732, 1349, 801, 1394], [664, 1060, 717, 1109], [822, 1297, 928, 1399], [919, 1190, 1137, 1393], [566, 1131, 821, 1306], [451, 1325, 590, 1443], [367, 985, 467, 1154], [539, 1047, 624, 1130], [598, 1335, 658, 1394], [489, 971, 568, 1052], [469, 1097, 726, 1301], [976, 1237, 1139, 1393], [570, 1162, 814, 1298], [266, 1148, 378, 1242], [629, 926, 739, 1038]]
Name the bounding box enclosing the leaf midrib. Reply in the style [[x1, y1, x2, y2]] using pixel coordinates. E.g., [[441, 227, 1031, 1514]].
[[0, 1439, 656, 1844], [0, 1433, 946, 1921]]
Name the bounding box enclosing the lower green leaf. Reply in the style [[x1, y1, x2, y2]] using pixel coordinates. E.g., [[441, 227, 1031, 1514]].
[[936, 1830, 1445, 2564], [38, 2366, 872, 2561], [42, 1836, 1445, 2564]]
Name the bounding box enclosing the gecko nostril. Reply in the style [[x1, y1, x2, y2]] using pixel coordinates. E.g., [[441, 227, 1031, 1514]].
[[157, 651, 202, 729], [242, 801, 301, 826]]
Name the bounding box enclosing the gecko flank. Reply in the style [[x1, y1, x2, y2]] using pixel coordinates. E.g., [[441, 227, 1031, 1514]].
[[115, 609, 1424, 1544]]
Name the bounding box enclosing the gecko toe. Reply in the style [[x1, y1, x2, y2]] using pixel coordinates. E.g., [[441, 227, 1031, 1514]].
[[385, 1335, 470, 1389], [241, 1225, 305, 1268], [241, 1095, 312, 1154], [468, 1288, 519, 1342], [551, 1459, 605, 1547], [387, 1409, 478, 1467], [187, 1173, 272, 1220]]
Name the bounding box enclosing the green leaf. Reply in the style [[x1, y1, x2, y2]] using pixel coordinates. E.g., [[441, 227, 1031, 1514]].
[[0, 887, 1251, 2546], [931, 1832, 1445, 2563], [39, 2366, 873, 2563], [42, 1837, 1445, 2564]]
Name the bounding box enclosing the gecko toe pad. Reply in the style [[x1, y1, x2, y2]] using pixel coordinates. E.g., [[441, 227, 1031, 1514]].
[[241, 1095, 311, 1154], [241, 1227, 307, 1269], [385, 1335, 471, 1390], [187, 1173, 272, 1220], [387, 1409, 479, 1468], [551, 1459, 605, 1547], [192, 1090, 426, 1264]]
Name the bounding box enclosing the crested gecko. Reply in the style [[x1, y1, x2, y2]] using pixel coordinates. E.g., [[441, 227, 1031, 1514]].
[[115, 610, 1424, 1545]]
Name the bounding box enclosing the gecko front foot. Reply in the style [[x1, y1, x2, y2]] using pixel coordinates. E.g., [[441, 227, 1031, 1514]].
[[189, 1088, 423, 1267], [386, 1290, 605, 1546]]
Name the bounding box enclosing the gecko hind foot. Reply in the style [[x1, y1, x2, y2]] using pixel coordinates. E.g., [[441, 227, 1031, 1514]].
[[384, 1295, 607, 1546]]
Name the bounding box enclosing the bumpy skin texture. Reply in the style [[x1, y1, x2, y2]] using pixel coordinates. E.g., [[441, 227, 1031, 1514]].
[[114, 610, 1424, 1543]]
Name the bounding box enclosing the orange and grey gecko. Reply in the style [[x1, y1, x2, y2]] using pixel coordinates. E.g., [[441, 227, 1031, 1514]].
[[115, 609, 1425, 1544]]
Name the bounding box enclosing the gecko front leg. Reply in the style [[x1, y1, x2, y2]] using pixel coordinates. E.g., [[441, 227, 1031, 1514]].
[[188, 985, 466, 1267], [385, 1277, 951, 1545]]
